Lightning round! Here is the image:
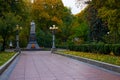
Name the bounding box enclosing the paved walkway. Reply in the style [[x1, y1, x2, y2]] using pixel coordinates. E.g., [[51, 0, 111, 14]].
[[8, 51, 120, 80]]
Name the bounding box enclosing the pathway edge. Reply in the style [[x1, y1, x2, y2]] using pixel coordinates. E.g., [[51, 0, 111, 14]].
[[55, 52, 120, 73], [0, 52, 19, 75]]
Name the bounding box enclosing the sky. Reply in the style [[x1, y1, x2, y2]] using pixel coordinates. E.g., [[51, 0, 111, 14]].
[[62, 0, 88, 14]]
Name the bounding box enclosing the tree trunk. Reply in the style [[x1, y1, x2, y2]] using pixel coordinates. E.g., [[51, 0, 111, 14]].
[[1, 38, 6, 51]]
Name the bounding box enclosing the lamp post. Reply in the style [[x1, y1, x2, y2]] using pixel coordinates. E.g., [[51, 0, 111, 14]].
[[16, 24, 22, 53], [49, 25, 58, 53]]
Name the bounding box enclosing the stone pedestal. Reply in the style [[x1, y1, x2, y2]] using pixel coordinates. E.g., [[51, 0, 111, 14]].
[[26, 21, 40, 49]]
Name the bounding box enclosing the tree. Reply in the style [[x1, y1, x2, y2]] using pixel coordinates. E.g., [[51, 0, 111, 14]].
[[0, 0, 31, 48], [59, 7, 74, 42], [0, 12, 21, 51], [31, 0, 64, 28], [30, 0, 74, 46], [76, 0, 109, 43], [36, 29, 52, 47], [98, 0, 120, 43], [73, 10, 89, 43]]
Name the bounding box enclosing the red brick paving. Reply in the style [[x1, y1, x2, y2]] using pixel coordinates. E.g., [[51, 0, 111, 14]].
[[8, 51, 120, 80]]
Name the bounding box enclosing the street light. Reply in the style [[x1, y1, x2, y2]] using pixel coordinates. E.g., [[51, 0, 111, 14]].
[[16, 24, 22, 53], [49, 25, 58, 53]]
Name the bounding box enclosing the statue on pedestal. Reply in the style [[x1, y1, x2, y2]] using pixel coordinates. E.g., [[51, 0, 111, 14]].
[[26, 20, 40, 49], [30, 21, 35, 33]]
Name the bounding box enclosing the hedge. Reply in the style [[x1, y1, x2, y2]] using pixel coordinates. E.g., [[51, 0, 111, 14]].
[[110, 44, 120, 56], [60, 44, 120, 56], [56, 45, 69, 49]]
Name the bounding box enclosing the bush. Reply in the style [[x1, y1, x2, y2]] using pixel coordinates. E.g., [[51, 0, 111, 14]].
[[102, 44, 111, 54], [111, 44, 120, 56], [70, 44, 119, 56], [56, 45, 68, 49], [58, 43, 120, 56]]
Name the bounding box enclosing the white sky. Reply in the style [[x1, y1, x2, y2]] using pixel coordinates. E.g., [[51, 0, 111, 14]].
[[62, 0, 88, 14]]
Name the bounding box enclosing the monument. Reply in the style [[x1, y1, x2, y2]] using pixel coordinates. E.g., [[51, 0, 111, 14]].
[[26, 21, 40, 49]]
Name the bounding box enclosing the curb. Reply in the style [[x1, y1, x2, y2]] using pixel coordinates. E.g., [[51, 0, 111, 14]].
[[55, 52, 120, 73], [0, 52, 19, 75]]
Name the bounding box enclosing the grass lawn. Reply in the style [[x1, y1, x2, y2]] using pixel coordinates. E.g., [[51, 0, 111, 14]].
[[0, 52, 15, 66], [59, 51, 120, 66]]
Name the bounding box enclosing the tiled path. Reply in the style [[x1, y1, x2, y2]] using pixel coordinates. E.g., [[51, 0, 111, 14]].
[[8, 51, 120, 80]]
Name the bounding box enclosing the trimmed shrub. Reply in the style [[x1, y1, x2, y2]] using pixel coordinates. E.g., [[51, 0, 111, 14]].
[[56, 45, 68, 49], [111, 44, 120, 56], [58, 43, 120, 56], [103, 44, 111, 54]]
